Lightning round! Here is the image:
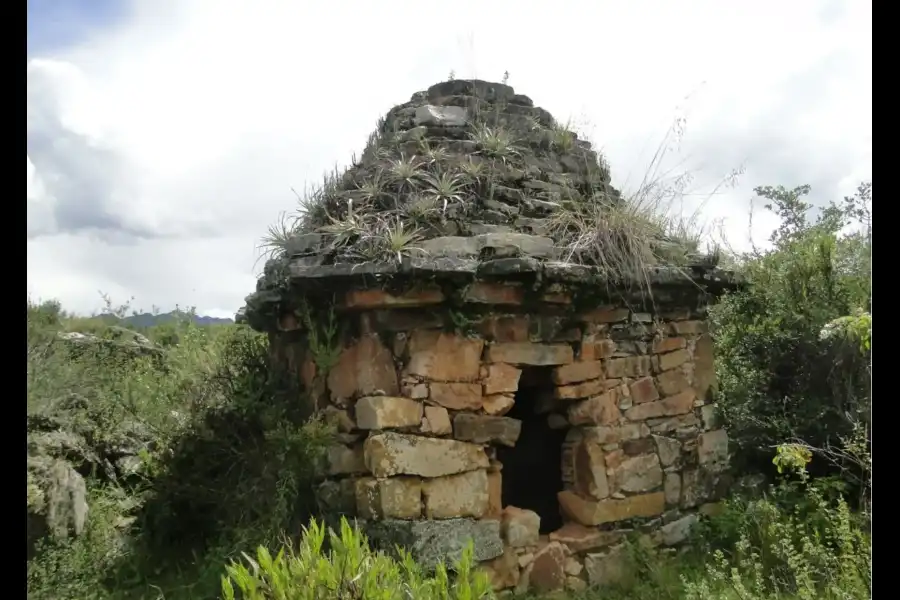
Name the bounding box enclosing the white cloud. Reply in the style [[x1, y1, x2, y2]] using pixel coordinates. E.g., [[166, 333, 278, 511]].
[[27, 0, 871, 316]]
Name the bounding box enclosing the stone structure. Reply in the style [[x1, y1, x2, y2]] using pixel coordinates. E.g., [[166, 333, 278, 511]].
[[240, 79, 737, 593]]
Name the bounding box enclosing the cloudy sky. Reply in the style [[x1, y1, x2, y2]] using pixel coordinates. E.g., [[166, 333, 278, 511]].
[[27, 0, 871, 318]]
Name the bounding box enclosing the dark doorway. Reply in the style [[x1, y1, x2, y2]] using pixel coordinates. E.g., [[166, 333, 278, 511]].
[[496, 366, 566, 534]]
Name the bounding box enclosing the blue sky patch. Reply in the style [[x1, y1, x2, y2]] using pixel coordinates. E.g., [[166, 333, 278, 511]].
[[28, 0, 130, 56]]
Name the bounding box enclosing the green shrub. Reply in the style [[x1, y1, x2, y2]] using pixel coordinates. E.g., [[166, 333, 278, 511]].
[[685, 483, 870, 600], [710, 183, 871, 479], [27, 300, 333, 600], [221, 518, 494, 600]]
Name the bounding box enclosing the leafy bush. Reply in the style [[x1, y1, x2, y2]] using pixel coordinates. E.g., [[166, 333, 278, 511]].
[[27, 300, 332, 600], [221, 518, 494, 600], [710, 183, 871, 479], [684, 481, 870, 600]]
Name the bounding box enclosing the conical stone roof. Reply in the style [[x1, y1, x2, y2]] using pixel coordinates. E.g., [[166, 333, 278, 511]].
[[240, 79, 732, 329]]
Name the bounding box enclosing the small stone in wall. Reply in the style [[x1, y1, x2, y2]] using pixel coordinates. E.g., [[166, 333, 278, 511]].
[[573, 438, 610, 499], [664, 472, 682, 506], [655, 349, 692, 373], [609, 453, 663, 494], [656, 369, 691, 396], [421, 406, 452, 435], [648, 413, 700, 434], [693, 334, 716, 401], [328, 335, 400, 402], [629, 377, 660, 405], [429, 382, 484, 410], [453, 414, 522, 447], [501, 506, 541, 547], [605, 356, 651, 378], [621, 437, 655, 456], [483, 394, 515, 416], [681, 469, 718, 508], [579, 336, 616, 361], [406, 331, 484, 382], [624, 390, 695, 421], [698, 430, 729, 468], [487, 469, 502, 517], [653, 435, 682, 468], [355, 477, 423, 520], [651, 336, 687, 354], [529, 542, 567, 593], [464, 281, 525, 305], [321, 406, 356, 433], [700, 403, 719, 429], [478, 315, 530, 343], [422, 469, 489, 519], [483, 363, 522, 395], [355, 396, 424, 430], [401, 381, 429, 399], [568, 392, 621, 426], [553, 360, 604, 385], [316, 479, 356, 515], [555, 378, 607, 400], [325, 444, 367, 475]]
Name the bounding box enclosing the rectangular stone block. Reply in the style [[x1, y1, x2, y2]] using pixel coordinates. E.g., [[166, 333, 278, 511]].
[[605, 356, 651, 378], [579, 337, 617, 361], [553, 361, 604, 385], [422, 469, 489, 519], [355, 476, 423, 519], [365, 518, 503, 570], [698, 429, 729, 467], [656, 369, 691, 396], [453, 413, 522, 447], [568, 392, 621, 426], [629, 377, 659, 404], [343, 287, 445, 309], [483, 363, 522, 395], [501, 506, 541, 547], [624, 390, 695, 421], [486, 342, 574, 365], [328, 335, 400, 402], [421, 405, 452, 435], [325, 444, 367, 475], [406, 331, 484, 382], [656, 349, 691, 372], [558, 490, 666, 526], [464, 282, 524, 305], [651, 337, 687, 354], [555, 378, 606, 400], [364, 432, 489, 478], [356, 396, 423, 430], [429, 382, 483, 410]]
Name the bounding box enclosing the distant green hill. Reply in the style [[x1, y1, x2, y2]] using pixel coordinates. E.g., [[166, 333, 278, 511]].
[[97, 311, 234, 328]]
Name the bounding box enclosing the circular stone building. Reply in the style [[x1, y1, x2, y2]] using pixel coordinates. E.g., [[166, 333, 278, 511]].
[[240, 79, 737, 593]]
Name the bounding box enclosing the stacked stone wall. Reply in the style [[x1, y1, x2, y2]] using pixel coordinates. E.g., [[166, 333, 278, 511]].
[[273, 284, 730, 593]]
